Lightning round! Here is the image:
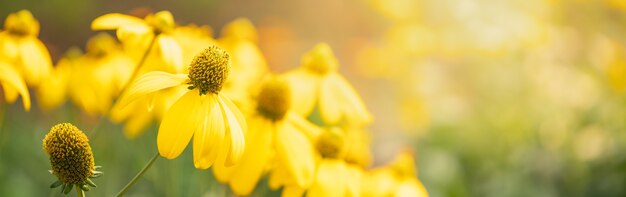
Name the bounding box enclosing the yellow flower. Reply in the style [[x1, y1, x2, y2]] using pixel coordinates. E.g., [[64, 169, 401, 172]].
[[212, 77, 319, 196], [0, 10, 53, 87], [67, 33, 135, 116], [361, 149, 429, 197], [91, 10, 184, 73], [115, 46, 246, 169], [43, 123, 102, 194], [218, 18, 268, 104], [0, 61, 30, 110], [284, 43, 372, 126], [306, 129, 364, 197], [37, 48, 82, 111]]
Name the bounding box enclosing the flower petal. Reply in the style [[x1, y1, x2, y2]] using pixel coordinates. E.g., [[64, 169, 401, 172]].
[[158, 36, 184, 73], [115, 71, 187, 109], [276, 121, 316, 188], [157, 91, 198, 159], [330, 73, 373, 124], [284, 69, 319, 117], [319, 76, 342, 125], [192, 94, 225, 169], [218, 95, 246, 166], [308, 159, 347, 197], [0, 62, 30, 111], [229, 118, 273, 196], [91, 13, 145, 30], [18, 38, 52, 87], [287, 111, 322, 141]]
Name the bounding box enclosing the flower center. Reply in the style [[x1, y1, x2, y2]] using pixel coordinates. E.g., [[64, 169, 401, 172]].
[[302, 43, 339, 75], [257, 77, 290, 121], [4, 10, 39, 36], [315, 128, 345, 159], [188, 46, 230, 95], [43, 123, 95, 185]]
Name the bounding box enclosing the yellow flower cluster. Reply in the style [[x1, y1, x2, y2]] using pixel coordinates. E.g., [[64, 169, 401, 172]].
[[2, 9, 427, 196]]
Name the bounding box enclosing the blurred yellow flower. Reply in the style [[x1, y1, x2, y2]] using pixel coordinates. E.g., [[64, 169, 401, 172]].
[[362, 149, 428, 197], [212, 77, 318, 196], [304, 128, 364, 197], [115, 46, 246, 169], [0, 9, 52, 87], [91, 10, 184, 73], [284, 43, 372, 126], [218, 18, 269, 104], [0, 61, 30, 111], [67, 33, 135, 116], [36, 48, 81, 111]]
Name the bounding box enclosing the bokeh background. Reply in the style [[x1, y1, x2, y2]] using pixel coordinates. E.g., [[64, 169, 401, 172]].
[[2, 0, 626, 196]]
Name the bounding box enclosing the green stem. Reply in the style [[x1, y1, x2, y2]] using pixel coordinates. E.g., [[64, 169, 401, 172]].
[[116, 152, 160, 197], [87, 34, 158, 138], [76, 187, 85, 197]]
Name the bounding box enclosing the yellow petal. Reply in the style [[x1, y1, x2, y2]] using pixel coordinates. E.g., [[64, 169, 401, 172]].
[[157, 36, 184, 73], [0, 33, 19, 60], [192, 94, 225, 169], [218, 95, 246, 166], [115, 71, 187, 109], [123, 110, 153, 139], [282, 185, 305, 197], [319, 76, 342, 125], [229, 118, 273, 196], [1, 81, 19, 103], [345, 165, 364, 197], [284, 69, 319, 117], [269, 151, 291, 189], [116, 23, 152, 47], [276, 121, 316, 188], [0, 62, 30, 111], [220, 94, 247, 132], [91, 13, 145, 30], [157, 90, 198, 159], [394, 179, 429, 197], [37, 64, 69, 111], [330, 73, 373, 124], [307, 160, 347, 197], [18, 38, 52, 87], [287, 111, 322, 141]]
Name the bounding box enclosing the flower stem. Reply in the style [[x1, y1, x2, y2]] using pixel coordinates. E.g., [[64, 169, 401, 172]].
[[76, 187, 85, 197], [116, 152, 160, 197]]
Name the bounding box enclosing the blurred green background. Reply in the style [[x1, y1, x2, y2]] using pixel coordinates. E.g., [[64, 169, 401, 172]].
[[2, 0, 626, 196]]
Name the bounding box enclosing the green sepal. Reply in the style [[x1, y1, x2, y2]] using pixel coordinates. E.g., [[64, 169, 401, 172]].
[[50, 180, 63, 188], [80, 184, 90, 191], [86, 178, 97, 187], [60, 183, 66, 194], [63, 184, 73, 194]]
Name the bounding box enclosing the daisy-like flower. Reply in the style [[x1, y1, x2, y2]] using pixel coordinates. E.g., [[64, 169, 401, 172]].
[[303, 128, 363, 197], [211, 76, 319, 196], [0, 9, 53, 87], [115, 45, 246, 169], [43, 123, 102, 194], [91, 10, 184, 73], [218, 18, 269, 104], [361, 149, 429, 197], [284, 43, 372, 126], [36, 48, 81, 111], [0, 61, 30, 111], [68, 33, 135, 116]]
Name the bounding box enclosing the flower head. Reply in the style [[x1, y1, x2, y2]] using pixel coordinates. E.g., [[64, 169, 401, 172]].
[[0, 9, 53, 87], [43, 123, 102, 194], [256, 77, 290, 121], [4, 10, 39, 36], [187, 46, 230, 95], [115, 45, 246, 169]]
